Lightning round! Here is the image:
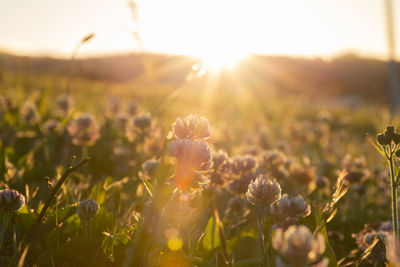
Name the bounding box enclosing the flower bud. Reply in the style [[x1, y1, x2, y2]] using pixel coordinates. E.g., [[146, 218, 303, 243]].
[[77, 199, 99, 221], [377, 133, 389, 146], [393, 133, 400, 145], [385, 126, 395, 140], [0, 189, 25, 211]]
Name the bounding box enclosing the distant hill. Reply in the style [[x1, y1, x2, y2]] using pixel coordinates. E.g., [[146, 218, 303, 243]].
[[0, 52, 392, 102]]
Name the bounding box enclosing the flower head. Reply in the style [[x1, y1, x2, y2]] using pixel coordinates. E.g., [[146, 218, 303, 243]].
[[67, 113, 100, 146], [77, 199, 99, 222], [20, 102, 40, 125], [289, 164, 317, 186], [0, 189, 25, 211], [169, 138, 213, 190], [271, 194, 311, 226], [273, 225, 326, 267], [41, 119, 63, 135], [246, 175, 281, 206], [386, 234, 400, 267], [133, 114, 152, 131], [173, 114, 212, 140], [212, 150, 230, 174], [353, 225, 389, 266], [231, 155, 258, 175], [127, 100, 138, 115], [55, 94, 74, 117], [142, 159, 160, 177]]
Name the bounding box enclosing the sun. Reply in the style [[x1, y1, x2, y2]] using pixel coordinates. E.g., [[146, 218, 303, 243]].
[[199, 49, 248, 72]]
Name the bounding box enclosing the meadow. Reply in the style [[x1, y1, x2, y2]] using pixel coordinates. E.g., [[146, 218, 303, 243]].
[[0, 56, 399, 267]]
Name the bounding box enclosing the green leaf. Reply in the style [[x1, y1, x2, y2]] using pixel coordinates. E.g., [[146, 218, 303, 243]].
[[142, 180, 153, 197], [90, 182, 106, 205], [314, 205, 337, 267], [203, 216, 220, 251], [366, 135, 385, 156]]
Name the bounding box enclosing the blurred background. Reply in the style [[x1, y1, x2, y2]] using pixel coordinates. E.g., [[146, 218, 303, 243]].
[[1, 0, 400, 109]]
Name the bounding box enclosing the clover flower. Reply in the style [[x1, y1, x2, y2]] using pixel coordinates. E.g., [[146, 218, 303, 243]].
[[353, 226, 389, 266], [0, 189, 25, 211], [209, 150, 231, 185], [133, 114, 152, 131], [231, 155, 258, 175], [340, 154, 369, 185], [142, 159, 160, 177], [173, 114, 212, 140], [227, 197, 247, 214], [169, 138, 213, 190], [55, 94, 74, 117], [289, 163, 317, 186], [273, 225, 326, 267], [212, 150, 230, 174], [271, 194, 311, 227], [386, 234, 400, 267], [225, 197, 250, 225], [20, 102, 40, 125], [259, 150, 289, 179], [127, 100, 138, 115], [41, 119, 63, 135], [228, 170, 259, 195], [316, 176, 330, 190], [67, 113, 100, 146], [114, 113, 129, 132], [246, 175, 281, 206], [77, 199, 99, 222]]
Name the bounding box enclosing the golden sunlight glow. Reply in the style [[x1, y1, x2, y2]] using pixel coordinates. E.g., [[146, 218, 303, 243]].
[[199, 49, 248, 72], [0, 0, 394, 58]]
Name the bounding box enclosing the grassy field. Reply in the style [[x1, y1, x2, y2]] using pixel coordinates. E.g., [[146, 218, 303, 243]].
[[0, 58, 399, 266]]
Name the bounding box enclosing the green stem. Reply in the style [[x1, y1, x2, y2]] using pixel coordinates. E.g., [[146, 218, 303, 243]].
[[256, 206, 269, 267], [0, 211, 10, 249], [36, 157, 89, 224], [389, 157, 399, 239]]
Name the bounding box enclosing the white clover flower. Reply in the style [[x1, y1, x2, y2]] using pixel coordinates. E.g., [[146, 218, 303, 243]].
[[273, 225, 326, 267], [41, 119, 63, 135], [55, 94, 74, 117], [169, 138, 213, 190], [246, 175, 281, 206], [20, 102, 40, 125], [173, 114, 212, 140], [77, 199, 99, 222], [133, 114, 152, 131], [271, 194, 311, 226], [142, 159, 160, 177], [67, 113, 100, 146], [0, 189, 25, 211]]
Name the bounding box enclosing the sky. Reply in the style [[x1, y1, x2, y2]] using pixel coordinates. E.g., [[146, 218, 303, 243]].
[[0, 0, 399, 59]]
